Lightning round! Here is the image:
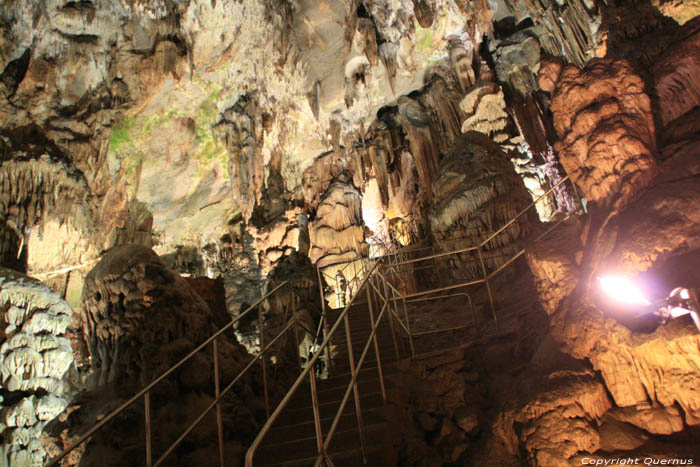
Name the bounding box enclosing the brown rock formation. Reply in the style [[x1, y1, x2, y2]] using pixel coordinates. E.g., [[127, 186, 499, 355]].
[[653, 18, 700, 132], [308, 174, 366, 269], [215, 95, 263, 223], [527, 76, 700, 449], [429, 132, 534, 279], [459, 83, 511, 143], [549, 59, 659, 208], [496, 370, 611, 466], [80, 245, 214, 387], [500, 0, 602, 67]]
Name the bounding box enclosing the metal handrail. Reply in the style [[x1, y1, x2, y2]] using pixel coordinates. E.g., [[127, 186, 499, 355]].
[[370, 174, 582, 350], [48, 280, 295, 467], [388, 175, 572, 269], [368, 274, 411, 338], [245, 259, 383, 466], [313, 284, 392, 466]]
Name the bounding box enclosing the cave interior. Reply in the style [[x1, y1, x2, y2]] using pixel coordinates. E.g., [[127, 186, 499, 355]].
[[1, 0, 700, 466]]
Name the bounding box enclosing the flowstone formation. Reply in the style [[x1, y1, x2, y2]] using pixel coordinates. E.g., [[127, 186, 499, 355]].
[[546, 58, 659, 208], [0, 268, 74, 467], [44, 245, 263, 467], [80, 245, 215, 387], [429, 132, 534, 279]]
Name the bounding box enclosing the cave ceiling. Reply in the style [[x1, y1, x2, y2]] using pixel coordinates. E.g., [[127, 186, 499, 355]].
[[0, 0, 697, 278]]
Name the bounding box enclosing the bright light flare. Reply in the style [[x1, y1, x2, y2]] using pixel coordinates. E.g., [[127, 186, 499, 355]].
[[598, 276, 651, 306]]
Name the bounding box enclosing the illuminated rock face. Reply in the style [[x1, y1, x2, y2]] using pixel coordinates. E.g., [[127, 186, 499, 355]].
[[429, 132, 534, 279], [308, 174, 366, 270], [495, 370, 612, 466], [0, 268, 74, 466], [548, 59, 659, 208], [0, 1, 699, 466], [522, 23, 700, 460]]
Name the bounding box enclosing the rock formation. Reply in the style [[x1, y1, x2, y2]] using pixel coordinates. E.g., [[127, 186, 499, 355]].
[[80, 245, 218, 387], [0, 268, 74, 466], [43, 245, 263, 467], [429, 132, 534, 279], [309, 173, 366, 269], [548, 59, 659, 208]]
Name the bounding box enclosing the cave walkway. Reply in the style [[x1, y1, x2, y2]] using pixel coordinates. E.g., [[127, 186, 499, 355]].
[[251, 284, 403, 466]]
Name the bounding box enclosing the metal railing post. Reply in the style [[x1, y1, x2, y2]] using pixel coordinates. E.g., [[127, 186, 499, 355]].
[[343, 308, 367, 463], [477, 245, 497, 323], [258, 303, 270, 418], [213, 337, 225, 467], [316, 264, 333, 372], [366, 275, 386, 404], [309, 365, 324, 458], [380, 273, 400, 360], [145, 391, 152, 467], [402, 294, 414, 359]]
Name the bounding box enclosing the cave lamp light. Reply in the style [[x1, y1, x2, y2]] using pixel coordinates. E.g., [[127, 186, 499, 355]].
[[597, 275, 700, 332]]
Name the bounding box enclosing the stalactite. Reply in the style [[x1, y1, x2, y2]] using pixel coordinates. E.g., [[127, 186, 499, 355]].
[[0, 155, 91, 269], [412, 0, 435, 28], [422, 76, 464, 151], [448, 35, 476, 94], [379, 42, 398, 92], [398, 95, 439, 203]]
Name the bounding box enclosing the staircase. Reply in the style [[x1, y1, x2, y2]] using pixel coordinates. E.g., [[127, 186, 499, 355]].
[[252, 294, 401, 466]]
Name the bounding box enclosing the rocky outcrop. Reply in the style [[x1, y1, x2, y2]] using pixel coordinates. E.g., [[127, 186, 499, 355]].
[[526, 219, 583, 316], [0, 152, 92, 272], [491, 28, 542, 97], [0, 268, 74, 466], [499, 0, 602, 68], [525, 49, 700, 458], [264, 252, 321, 369], [548, 59, 659, 208], [309, 174, 366, 270], [429, 132, 534, 279], [653, 18, 700, 134], [215, 95, 263, 223], [45, 244, 262, 466], [459, 83, 511, 143], [495, 370, 611, 466], [80, 245, 214, 387], [388, 350, 491, 466]]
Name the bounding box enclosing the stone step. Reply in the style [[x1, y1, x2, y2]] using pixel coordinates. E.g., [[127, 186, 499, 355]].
[[254, 420, 389, 466]]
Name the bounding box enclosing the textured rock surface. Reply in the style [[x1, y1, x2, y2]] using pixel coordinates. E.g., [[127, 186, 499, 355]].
[[524, 58, 700, 460], [653, 18, 700, 132], [0, 1, 698, 466], [80, 245, 215, 386], [495, 370, 612, 465], [429, 131, 534, 279], [44, 245, 262, 467], [0, 268, 74, 466], [309, 174, 366, 269], [549, 59, 659, 208]]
